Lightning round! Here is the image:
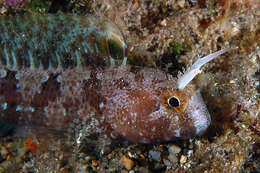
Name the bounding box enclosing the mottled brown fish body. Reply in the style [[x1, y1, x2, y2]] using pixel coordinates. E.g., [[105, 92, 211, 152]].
[[0, 66, 210, 143]]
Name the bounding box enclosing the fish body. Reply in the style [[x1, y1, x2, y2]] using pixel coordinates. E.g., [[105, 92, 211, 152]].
[[0, 13, 127, 70], [0, 13, 223, 143], [0, 66, 210, 143]]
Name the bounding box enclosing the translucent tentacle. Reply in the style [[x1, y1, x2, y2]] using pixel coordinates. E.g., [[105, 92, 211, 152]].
[[178, 48, 230, 90]]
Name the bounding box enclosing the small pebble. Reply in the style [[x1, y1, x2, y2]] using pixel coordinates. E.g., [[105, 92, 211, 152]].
[[178, 0, 185, 8], [127, 151, 137, 159], [107, 153, 113, 160], [168, 145, 181, 154], [163, 159, 172, 167], [121, 170, 128, 173], [0, 146, 8, 157], [84, 156, 91, 161], [6, 154, 11, 161], [92, 160, 99, 167], [187, 150, 193, 157], [0, 6, 7, 15], [180, 155, 187, 164], [148, 150, 161, 161], [160, 19, 167, 26], [168, 154, 178, 163], [139, 154, 145, 159], [139, 167, 149, 173], [101, 146, 112, 155], [121, 155, 135, 170], [184, 163, 191, 169]]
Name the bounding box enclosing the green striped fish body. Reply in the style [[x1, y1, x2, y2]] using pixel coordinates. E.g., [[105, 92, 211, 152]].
[[0, 13, 127, 70]]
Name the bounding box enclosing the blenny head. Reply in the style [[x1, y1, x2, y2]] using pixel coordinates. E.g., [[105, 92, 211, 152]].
[[103, 49, 230, 143]]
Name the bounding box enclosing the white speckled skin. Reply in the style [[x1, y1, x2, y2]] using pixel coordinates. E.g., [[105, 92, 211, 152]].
[[186, 90, 211, 135], [0, 66, 212, 143]]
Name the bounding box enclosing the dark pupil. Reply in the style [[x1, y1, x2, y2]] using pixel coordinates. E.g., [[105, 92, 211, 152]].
[[108, 39, 123, 60], [169, 97, 179, 107]]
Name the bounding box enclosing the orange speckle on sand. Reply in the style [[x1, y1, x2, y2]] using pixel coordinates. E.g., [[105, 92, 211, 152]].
[[92, 160, 99, 167], [25, 137, 38, 153], [225, 162, 230, 167]]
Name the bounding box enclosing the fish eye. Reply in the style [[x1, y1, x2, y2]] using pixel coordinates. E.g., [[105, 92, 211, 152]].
[[168, 97, 180, 108], [161, 90, 187, 113], [108, 38, 124, 60], [104, 20, 127, 66]]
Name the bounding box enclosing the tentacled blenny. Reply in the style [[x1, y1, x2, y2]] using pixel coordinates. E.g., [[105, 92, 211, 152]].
[[0, 13, 229, 143]]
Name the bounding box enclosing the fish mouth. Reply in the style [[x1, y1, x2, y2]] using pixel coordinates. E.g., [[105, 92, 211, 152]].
[[186, 90, 211, 136]]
